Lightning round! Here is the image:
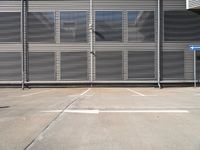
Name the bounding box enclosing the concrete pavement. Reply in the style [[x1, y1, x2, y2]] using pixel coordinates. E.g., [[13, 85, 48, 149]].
[[0, 87, 200, 150]]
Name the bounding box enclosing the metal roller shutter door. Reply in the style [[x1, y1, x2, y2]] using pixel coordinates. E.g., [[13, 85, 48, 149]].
[[95, 51, 123, 81], [0, 52, 21, 81], [29, 52, 55, 81], [61, 52, 88, 81]]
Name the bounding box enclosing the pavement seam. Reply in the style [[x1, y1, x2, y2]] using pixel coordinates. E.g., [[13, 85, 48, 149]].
[[24, 88, 91, 150]]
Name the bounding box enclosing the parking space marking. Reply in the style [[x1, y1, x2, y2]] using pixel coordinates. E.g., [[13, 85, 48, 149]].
[[41, 109, 190, 114], [24, 88, 91, 150], [21, 89, 55, 97], [131, 95, 157, 97], [127, 88, 146, 96], [80, 88, 91, 96]]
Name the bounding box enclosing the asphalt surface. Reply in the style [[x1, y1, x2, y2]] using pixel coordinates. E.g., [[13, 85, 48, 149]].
[[0, 87, 200, 150]]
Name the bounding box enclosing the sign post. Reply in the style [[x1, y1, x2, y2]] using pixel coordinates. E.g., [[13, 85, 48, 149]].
[[189, 45, 200, 87]]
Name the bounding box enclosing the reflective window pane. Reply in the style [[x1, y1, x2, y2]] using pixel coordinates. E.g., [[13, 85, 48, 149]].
[[28, 12, 55, 43], [128, 11, 154, 42], [0, 12, 20, 42], [60, 11, 87, 43], [95, 11, 122, 42], [164, 11, 200, 42]]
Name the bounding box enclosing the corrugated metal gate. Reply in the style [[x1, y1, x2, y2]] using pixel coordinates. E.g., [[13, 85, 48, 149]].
[[0, 0, 200, 87]]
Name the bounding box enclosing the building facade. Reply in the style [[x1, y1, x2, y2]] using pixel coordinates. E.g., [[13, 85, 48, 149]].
[[0, 0, 200, 87]]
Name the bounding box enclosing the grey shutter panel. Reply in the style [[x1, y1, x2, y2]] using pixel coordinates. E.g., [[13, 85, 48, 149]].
[[61, 52, 88, 80], [95, 11, 123, 42], [128, 51, 155, 79], [29, 52, 55, 81], [0, 52, 21, 81], [96, 51, 122, 80], [163, 51, 184, 79], [128, 11, 155, 42], [164, 11, 200, 41], [0, 12, 21, 42], [28, 12, 55, 43], [60, 11, 87, 43]]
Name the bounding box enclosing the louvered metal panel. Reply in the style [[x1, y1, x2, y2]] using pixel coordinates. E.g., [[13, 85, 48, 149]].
[[61, 52, 88, 80], [128, 11, 155, 42], [95, 11, 123, 42], [95, 51, 122, 80], [162, 51, 184, 79], [60, 11, 88, 43], [28, 12, 55, 43], [0, 12, 20, 43], [164, 11, 200, 42], [128, 51, 155, 79], [0, 52, 21, 81], [29, 52, 55, 81]]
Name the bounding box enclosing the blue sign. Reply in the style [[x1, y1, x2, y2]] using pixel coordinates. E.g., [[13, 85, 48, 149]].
[[189, 45, 200, 51]]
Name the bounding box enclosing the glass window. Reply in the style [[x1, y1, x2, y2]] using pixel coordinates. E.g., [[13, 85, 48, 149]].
[[95, 11, 122, 42], [28, 12, 55, 43], [128, 11, 154, 42], [60, 11, 87, 43], [0, 12, 21, 42], [164, 11, 200, 42]]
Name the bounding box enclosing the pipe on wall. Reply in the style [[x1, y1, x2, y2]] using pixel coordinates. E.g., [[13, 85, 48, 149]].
[[157, 0, 161, 88], [21, 0, 25, 89], [89, 0, 94, 84]]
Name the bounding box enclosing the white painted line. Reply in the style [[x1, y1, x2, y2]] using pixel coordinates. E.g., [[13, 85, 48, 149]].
[[42, 110, 99, 114], [132, 95, 157, 97], [127, 88, 146, 96], [41, 109, 190, 114], [80, 88, 91, 96], [101, 110, 189, 113], [21, 89, 54, 97]]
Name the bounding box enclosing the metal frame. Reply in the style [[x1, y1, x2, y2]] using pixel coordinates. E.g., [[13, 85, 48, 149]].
[[157, 0, 161, 88], [89, 0, 94, 83], [21, 0, 25, 89]]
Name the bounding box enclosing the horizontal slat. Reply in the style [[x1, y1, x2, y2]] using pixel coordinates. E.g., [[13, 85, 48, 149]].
[[61, 52, 88, 80], [29, 52, 55, 81], [162, 51, 184, 80], [96, 51, 123, 80], [128, 51, 155, 79], [0, 52, 21, 81]]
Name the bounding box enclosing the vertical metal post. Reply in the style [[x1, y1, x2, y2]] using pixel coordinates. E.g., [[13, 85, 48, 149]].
[[157, 0, 161, 88], [21, 0, 25, 90], [89, 0, 93, 83], [194, 50, 197, 87]]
